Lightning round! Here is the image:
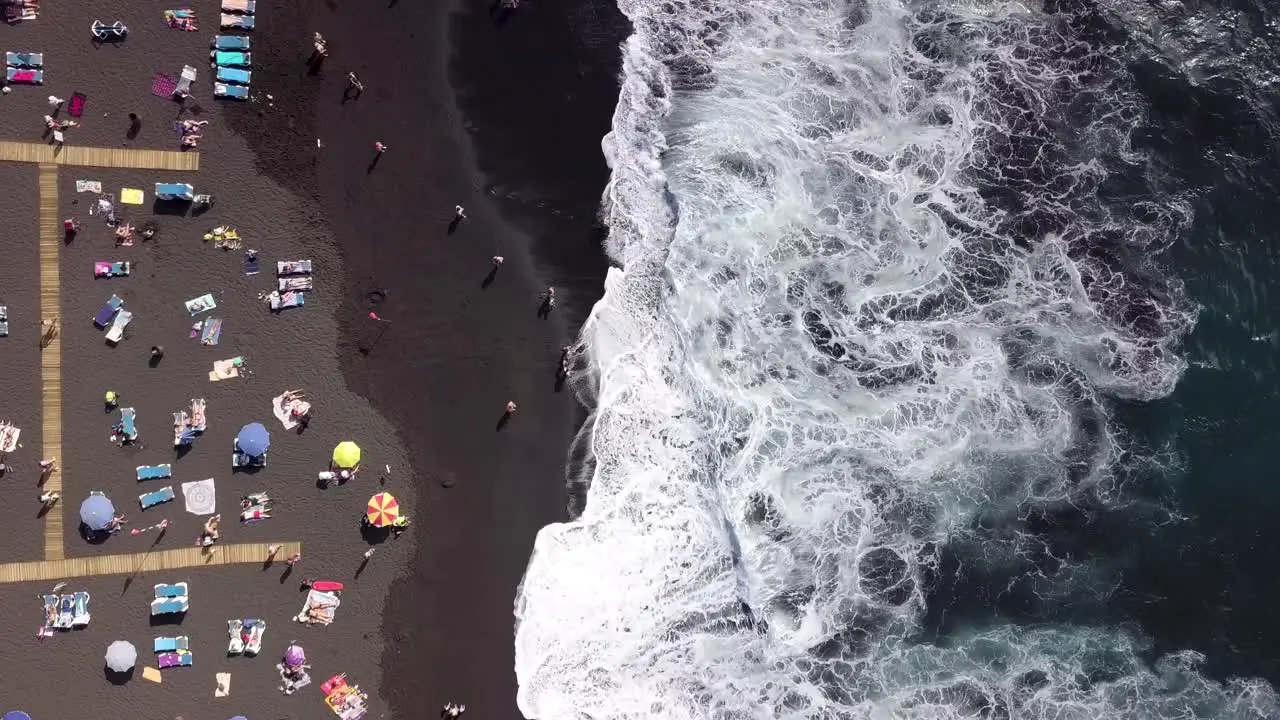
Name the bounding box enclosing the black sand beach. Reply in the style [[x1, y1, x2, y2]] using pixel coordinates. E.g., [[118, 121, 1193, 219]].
[[0, 0, 623, 717]]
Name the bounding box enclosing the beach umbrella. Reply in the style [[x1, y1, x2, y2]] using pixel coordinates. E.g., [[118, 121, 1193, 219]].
[[366, 492, 400, 528], [3, 712, 32, 720], [79, 494, 115, 531], [332, 441, 361, 468], [104, 640, 137, 671], [236, 422, 270, 456], [284, 644, 306, 667]]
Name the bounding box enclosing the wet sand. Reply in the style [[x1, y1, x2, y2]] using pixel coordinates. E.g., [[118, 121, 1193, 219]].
[[0, 0, 624, 716]]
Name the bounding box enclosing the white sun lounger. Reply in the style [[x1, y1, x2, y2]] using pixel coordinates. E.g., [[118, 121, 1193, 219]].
[[276, 259, 312, 275], [228, 619, 245, 654], [222, 0, 256, 13], [105, 309, 133, 343]]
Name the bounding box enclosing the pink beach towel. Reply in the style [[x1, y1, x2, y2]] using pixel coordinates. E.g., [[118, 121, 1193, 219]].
[[68, 92, 86, 117], [151, 73, 177, 98]]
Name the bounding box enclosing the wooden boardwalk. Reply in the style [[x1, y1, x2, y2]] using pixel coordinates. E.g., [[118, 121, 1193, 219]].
[[0, 141, 199, 171], [0, 542, 303, 584], [38, 163, 64, 560]]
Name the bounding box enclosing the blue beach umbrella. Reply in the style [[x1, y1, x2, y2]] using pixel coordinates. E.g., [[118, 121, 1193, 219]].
[[79, 494, 115, 531], [236, 422, 270, 457], [4, 711, 32, 720]]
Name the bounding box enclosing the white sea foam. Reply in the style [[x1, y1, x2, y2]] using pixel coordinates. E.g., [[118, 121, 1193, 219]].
[[514, 0, 1278, 718]]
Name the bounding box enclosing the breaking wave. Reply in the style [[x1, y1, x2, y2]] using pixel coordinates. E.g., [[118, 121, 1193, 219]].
[[514, 0, 1279, 717]]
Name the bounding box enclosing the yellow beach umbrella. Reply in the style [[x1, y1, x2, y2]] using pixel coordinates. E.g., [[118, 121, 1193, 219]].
[[332, 441, 361, 468], [366, 493, 399, 528]]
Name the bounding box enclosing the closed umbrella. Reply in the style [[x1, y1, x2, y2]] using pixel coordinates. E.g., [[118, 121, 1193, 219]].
[[332, 441, 361, 468], [366, 492, 400, 528], [104, 640, 137, 671], [284, 644, 306, 668], [235, 422, 270, 456], [79, 494, 115, 531]]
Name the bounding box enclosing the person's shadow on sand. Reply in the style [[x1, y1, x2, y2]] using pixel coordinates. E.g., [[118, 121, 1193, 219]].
[[367, 153, 382, 174], [447, 216, 463, 235], [481, 265, 499, 289], [496, 412, 513, 431]]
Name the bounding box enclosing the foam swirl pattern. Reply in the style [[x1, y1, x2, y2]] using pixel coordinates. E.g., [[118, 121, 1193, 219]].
[[515, 0, 1280, 717]]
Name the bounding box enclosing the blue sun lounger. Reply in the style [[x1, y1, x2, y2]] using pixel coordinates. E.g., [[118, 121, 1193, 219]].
[[222, 0, 256, 13], [155, 582, 188, 598], [214, 35, 251, 50], [220, 13, 254, 29], [215, 66, 251, 84], [119, 407, 138, 440], [214, 82, 250, 100], [154, 635, 189, 652], [137, 464, 172, 481], [72, 591, 91, 626], [94, 294, 124, 327], [6, 67, 43, 84], [213, 50, 252, 67], [151, 597, 189, 615], [140, 485, 176, 510], [5, 52, 43, 67]]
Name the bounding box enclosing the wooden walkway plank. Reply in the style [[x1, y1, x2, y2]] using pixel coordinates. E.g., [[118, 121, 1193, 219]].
[[0, 141, 199, 171], [0, 542, 302, 584], [37, 163, 64, 561]]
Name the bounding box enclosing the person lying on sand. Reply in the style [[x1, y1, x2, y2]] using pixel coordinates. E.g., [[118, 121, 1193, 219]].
[[180, 119, 208, 133], [182, 134, 201, 148]]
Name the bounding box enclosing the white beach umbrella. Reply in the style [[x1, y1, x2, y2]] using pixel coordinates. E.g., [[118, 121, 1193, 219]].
[[104, 640, 137, 671]]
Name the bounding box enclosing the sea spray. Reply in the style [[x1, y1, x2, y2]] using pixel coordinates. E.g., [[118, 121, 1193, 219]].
[[515, 0, 1279, 717]]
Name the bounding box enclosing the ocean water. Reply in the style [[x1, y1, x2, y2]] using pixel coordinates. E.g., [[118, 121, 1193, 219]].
[[514, 0, 1280, 718]]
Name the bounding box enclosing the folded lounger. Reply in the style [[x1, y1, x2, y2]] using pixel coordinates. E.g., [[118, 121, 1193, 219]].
[[214, 34, 251, 50], [213, 50, 252, 67], [5, 51, 43, 67], [94, 261, 131, 277], [268, 291, 305, 311], [6, 67, 43, 84], [139, 485, 176, 509], [174, 64, 197, 96], [93, 294, 124, 327], [119, 407, 138, 439], [220, 13, 254, 29], [154, 636, 189, 652], [155, 182, 194, 200], [215, 66, 251, 84], [0, 305, 7, 337], [200, 318, 222, 346], [277, 259, 312, 275], [222, 0, 256, 13], [186, 293, 216, 316], [278, 276, 313, 292], [154, 582, 189, 598], [137, 464, 173, 481], [105, 309, 133, 343], [72, 591, 91, 626], [158, 650, 193, 668], [214, 82, 250, 100]]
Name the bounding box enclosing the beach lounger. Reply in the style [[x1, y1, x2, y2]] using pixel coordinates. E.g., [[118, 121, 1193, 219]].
[[233, 441, 267, 468], [220, 13, 254, 29], [151, 597, 189, 615], [6, 52, 43, 67], [91, 20, 128, 40], [244, 619, 266, 655], [268, 291, 305, 311], [139, 485, 176, 510], [200, 318, 223, 346], [215, 66, 251, 85], [186, 293, 216, 315], [157, 650, 193, 668], [72, 591, 91, 626], [278, 276, 313, 291], [155, 182, 194, 201], [190, 398, 207, 431], [214, 35, 251, 50], [155, 582, 189, 598], [94, 261, 131, 277], [41, 594, 59, 629], [174, 64, 197, 96], [293, 590, 340, 626], [5, 6, 38, 23], [174, 410, 194, 446], [214, 82, 250, 100], [56, 594, 75, 629], [137, 464, 173, 481], [0, 305, 8, 337], [228, 619, 245, 654], [213, 50, 252, 67], [105, 309, 133, 343], [5, 67, 43, 84], [119, 407, 137, 440], [93, 294, 124, 327], [222, 0, 256, 13], [277, 259, 312, 275], [154, 636, 189, 652], [0, 422, 20, 452]]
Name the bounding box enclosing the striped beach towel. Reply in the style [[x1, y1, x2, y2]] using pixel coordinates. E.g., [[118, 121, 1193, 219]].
[[151, 72, 177, 98]]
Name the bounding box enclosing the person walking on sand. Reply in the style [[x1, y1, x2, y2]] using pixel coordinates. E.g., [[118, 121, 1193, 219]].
[[374, 141, 387, 154], [38, 458, 56, 473], [347, 72, 364, 96], [39, 490, 60, 506], [286, 552, 302, 567], [48, 95, 64, 108], [363, 548, 375, 560], [267, 544, 281, 561], [493, 255, 504, 267], [454, 205, 467, 221], [505, 401, 518, 415]]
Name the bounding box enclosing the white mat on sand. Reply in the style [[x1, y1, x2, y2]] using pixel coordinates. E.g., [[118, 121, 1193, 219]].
[[182, 478, 216, 515]]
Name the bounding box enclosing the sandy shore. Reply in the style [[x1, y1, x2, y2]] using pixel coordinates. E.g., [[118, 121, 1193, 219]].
[[0, 0, 625, 716]]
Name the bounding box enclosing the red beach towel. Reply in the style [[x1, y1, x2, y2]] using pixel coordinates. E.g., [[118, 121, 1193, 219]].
[[68, 92, 86, 117], [151, 73, 177, 98]]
